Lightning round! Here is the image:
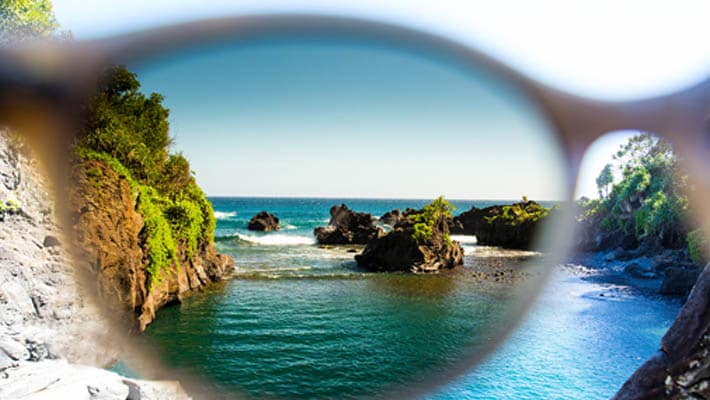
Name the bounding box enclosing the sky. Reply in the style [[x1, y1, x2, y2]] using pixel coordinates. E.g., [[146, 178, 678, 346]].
[[51, 1, 710, 199], [132, 38, 566, 199]]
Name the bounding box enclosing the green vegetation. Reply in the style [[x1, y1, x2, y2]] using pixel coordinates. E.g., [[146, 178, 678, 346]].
[[0, 0, 59, 45], [411, 196, 455, 245], [75, 66, 216, 287], [484, 198, 550, 226], [579, 133, 692, 251]]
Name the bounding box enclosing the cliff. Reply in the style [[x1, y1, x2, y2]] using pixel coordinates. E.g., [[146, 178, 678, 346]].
[[0, 130, 192, 398], [70, 159, 233, 331], [613, 263, 709, 399]]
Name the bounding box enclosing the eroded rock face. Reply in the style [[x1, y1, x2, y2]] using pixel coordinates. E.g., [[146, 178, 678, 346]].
[[70, 160, 234, 331], [613, 264, 709, 399], [356, 216, 463, 273], [247, 211, 280, 232], [314, 204, 382, 245]]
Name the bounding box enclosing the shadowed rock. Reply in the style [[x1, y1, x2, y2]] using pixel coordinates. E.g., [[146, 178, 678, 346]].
[[314, 204, 382, 245], [356, 214, 463, 273], [613, 263, 709, 399], [449, 200, 550, 250], [247, 211, 280, 232]]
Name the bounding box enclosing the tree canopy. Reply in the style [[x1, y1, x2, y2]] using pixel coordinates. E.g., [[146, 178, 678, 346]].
[[0, 0, 59, 45], [580, 132, 697, 253], [76, 65, 215, 286]]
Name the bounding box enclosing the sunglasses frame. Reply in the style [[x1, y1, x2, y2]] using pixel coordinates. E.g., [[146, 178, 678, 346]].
[[0, 14, 708, 400]]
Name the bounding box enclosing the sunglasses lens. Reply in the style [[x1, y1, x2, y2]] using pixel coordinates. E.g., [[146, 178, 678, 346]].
[[69, 31, 568, 398]]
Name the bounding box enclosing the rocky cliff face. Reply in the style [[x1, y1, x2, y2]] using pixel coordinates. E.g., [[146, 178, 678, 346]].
[[0, 130, 191, 398], [613, 263, 709, 399], [70, 160, 233, 331]]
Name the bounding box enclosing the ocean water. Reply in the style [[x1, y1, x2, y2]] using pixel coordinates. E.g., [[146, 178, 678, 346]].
[[144, 197, 680, 399]]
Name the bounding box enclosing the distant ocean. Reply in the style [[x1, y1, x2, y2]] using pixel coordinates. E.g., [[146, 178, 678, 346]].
[[144, 197, 679, 399]]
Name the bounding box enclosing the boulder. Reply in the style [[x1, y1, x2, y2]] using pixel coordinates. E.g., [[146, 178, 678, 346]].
[[247, 211, 280, 232], [356, 215, 463, 273], [314, 204, 382, 245]]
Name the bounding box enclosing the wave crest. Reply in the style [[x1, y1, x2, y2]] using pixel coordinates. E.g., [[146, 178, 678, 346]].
[[235, 233, 316, 246], [214, 211, 237, 220]]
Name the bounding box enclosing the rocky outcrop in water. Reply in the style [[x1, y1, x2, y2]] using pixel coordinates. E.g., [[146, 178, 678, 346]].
[[613, 263, 709, 400], [356, 212, 463, 273], [71, 160, 234, 331], [314, 204, 382, 245], [248, 211, 280, 232], [450, 200, 550, 250]]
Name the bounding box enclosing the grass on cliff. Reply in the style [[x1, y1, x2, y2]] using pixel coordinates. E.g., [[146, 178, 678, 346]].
[[75, 65, 216, 288]]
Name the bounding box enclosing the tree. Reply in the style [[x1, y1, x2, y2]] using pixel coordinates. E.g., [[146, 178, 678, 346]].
[[596, 163, 614, 198], [0, 0, 59, 45]]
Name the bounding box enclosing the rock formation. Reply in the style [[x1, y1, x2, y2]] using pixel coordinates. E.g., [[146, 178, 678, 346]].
[[613, 263, 709, 399], [314, 204, 382, 245], [450, 200, 550, 250], [379, 209, 403, 226], [70, 160, 234, 331], [247, 211, 280, 232], [356, 212, 463, 273]]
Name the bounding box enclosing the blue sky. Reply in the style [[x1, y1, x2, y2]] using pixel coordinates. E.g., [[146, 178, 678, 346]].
[[132, 37, 565, 199], [51, 1, 709, 198]]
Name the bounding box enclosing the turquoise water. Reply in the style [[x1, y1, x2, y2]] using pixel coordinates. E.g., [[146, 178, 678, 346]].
[[144, 197, 679, 399]]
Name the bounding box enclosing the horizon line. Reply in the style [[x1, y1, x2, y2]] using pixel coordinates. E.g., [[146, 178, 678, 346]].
[[205, 194, 566, 202]]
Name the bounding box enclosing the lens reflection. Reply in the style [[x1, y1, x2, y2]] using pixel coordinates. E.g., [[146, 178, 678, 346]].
[[72, 34, 566, 398]]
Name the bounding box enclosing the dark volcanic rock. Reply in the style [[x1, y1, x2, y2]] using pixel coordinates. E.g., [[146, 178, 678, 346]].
[[613, 263, 709, 399], [450, 201, 549, 249], [379, 209, 403, 226], [247, 211, 280, 232], [356, 216, 463, 273], [314, 204, 382, 245]]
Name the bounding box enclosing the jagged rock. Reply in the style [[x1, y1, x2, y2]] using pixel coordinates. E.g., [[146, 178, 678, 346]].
[[450, 201, 549, 249], [379, 209, 403, 226], [614, 264, 710, 399], [71, 160, 234, 331], [356, 216, 463, 273], [659, 266, 702, 295], [247, 211, 280, 232], [314, 204, 382, 245]]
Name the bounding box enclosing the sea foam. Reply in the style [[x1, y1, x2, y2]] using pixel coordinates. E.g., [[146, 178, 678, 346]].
[[236, 233, 316, 246], [214, 211, 237, 220]]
